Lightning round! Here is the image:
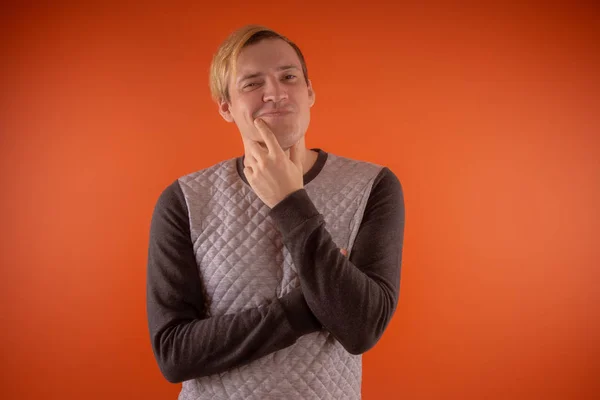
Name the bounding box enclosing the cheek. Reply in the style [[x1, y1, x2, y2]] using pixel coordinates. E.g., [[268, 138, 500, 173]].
[[239, 98, 261, 122], [231, 91, 254, 113], [231, 106, 253, 126]]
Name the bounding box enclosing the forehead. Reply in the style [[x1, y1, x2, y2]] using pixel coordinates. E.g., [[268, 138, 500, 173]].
[[235, 38, 301, 74]]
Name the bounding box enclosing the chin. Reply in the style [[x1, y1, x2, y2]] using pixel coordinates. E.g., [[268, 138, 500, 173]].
[[267, 123, 298, 145], [274, 131, 303, 150]]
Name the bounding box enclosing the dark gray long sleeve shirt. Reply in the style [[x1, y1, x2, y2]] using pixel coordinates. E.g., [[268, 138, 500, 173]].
[[146, 149, 405, 383]]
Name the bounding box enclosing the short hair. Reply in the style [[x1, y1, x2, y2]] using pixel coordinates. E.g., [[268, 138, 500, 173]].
[[209, 25, 310, 104]]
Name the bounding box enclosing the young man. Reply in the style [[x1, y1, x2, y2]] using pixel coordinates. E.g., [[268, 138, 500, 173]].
[[146, 25, 405, 399]]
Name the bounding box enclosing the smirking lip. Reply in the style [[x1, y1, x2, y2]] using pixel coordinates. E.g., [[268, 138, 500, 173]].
[[260, 111, 292, 117]]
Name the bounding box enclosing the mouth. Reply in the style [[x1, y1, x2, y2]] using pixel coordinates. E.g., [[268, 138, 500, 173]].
[[258, 110, 293, 117]]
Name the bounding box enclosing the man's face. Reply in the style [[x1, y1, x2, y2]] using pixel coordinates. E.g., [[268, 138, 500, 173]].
[[219, 38, 315, 150]]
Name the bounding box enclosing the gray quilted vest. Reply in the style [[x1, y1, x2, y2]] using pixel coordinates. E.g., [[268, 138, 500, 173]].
[[178, 152, 382, 399]]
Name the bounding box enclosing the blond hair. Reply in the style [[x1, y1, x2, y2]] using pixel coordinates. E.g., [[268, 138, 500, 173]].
[[209, 25, 309, 103]]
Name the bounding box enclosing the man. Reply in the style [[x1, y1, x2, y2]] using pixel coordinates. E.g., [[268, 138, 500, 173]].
[[147, 25, 405, 399]]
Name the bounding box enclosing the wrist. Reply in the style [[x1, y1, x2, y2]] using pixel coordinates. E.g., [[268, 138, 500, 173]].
[[269, 189, 320, 235]]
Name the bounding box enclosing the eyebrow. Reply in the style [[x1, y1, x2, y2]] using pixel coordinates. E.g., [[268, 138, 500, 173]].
[[237, 65, 300, 84]]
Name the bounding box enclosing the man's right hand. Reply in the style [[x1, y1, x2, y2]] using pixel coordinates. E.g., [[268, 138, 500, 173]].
[[243, 118, 304, 209]]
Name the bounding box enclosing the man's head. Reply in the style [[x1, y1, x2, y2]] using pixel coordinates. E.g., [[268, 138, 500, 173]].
[[209, 25, 315, 150]]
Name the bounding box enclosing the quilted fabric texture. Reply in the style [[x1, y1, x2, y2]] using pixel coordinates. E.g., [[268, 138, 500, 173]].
[[178, 153, 382, 399]]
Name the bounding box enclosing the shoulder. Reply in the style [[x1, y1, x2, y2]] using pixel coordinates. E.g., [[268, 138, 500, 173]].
[[319, 151, 384, 182], [325, 151, 404, 205], [324, 151, 383, 169], [153, 157, 239, 215], [365, 167, 404, 219], [177, 157, 239, 186], [323, 151, 402, 188], [373, 167, 402, 192]]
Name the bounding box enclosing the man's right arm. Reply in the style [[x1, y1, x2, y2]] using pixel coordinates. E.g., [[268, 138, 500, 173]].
[[146, 180, 321, 383]]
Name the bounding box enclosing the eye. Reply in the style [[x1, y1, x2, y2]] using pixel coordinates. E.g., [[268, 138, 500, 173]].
[[284, 74, 297, 80], [243, 82, 259, 89]]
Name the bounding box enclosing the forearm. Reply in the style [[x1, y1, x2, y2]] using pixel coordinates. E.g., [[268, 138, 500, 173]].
[[148, 287, 319, 383], [147, 180, 321, 383], [270, 168, 405, 354]]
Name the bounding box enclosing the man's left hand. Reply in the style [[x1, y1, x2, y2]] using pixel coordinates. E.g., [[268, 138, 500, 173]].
[[243, 118, 304, 208]]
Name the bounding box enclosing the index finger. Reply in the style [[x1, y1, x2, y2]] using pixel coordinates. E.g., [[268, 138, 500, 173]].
[[254, 118, 283, 155], [245, 138, 265, 161]]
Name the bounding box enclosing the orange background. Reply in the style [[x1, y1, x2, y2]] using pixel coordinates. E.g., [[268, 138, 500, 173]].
[[1, 2, 599, 399]]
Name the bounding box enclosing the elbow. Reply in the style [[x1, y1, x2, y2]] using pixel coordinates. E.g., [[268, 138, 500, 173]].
[[343, 304, 397, 355], [154, 342, 186, 384], [161, 368, 184, 384], [157, 359, 186, 384], [344, 331, 380, 355], [152, 328, 194, 384]]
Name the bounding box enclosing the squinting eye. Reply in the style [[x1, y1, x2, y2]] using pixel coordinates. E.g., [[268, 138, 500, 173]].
[[284, 75, 296, 80]]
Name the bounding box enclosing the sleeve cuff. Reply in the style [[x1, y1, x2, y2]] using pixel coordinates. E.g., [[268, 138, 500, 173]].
[[269, 189, 321, 235]]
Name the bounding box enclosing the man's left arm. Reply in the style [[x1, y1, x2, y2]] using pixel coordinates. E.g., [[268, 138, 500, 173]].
[[270, 167, 405, 355]]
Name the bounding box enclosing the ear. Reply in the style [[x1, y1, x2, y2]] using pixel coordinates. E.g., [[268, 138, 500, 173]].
[[218, 99, 234, 122], [307, 79, 315, 108]]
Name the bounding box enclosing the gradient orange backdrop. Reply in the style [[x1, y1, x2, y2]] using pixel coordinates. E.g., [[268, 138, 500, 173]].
[[1, 2, 599, 399]]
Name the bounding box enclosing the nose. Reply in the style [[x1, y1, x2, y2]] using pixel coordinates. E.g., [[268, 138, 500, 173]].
[[262, 77, 288, 103]]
